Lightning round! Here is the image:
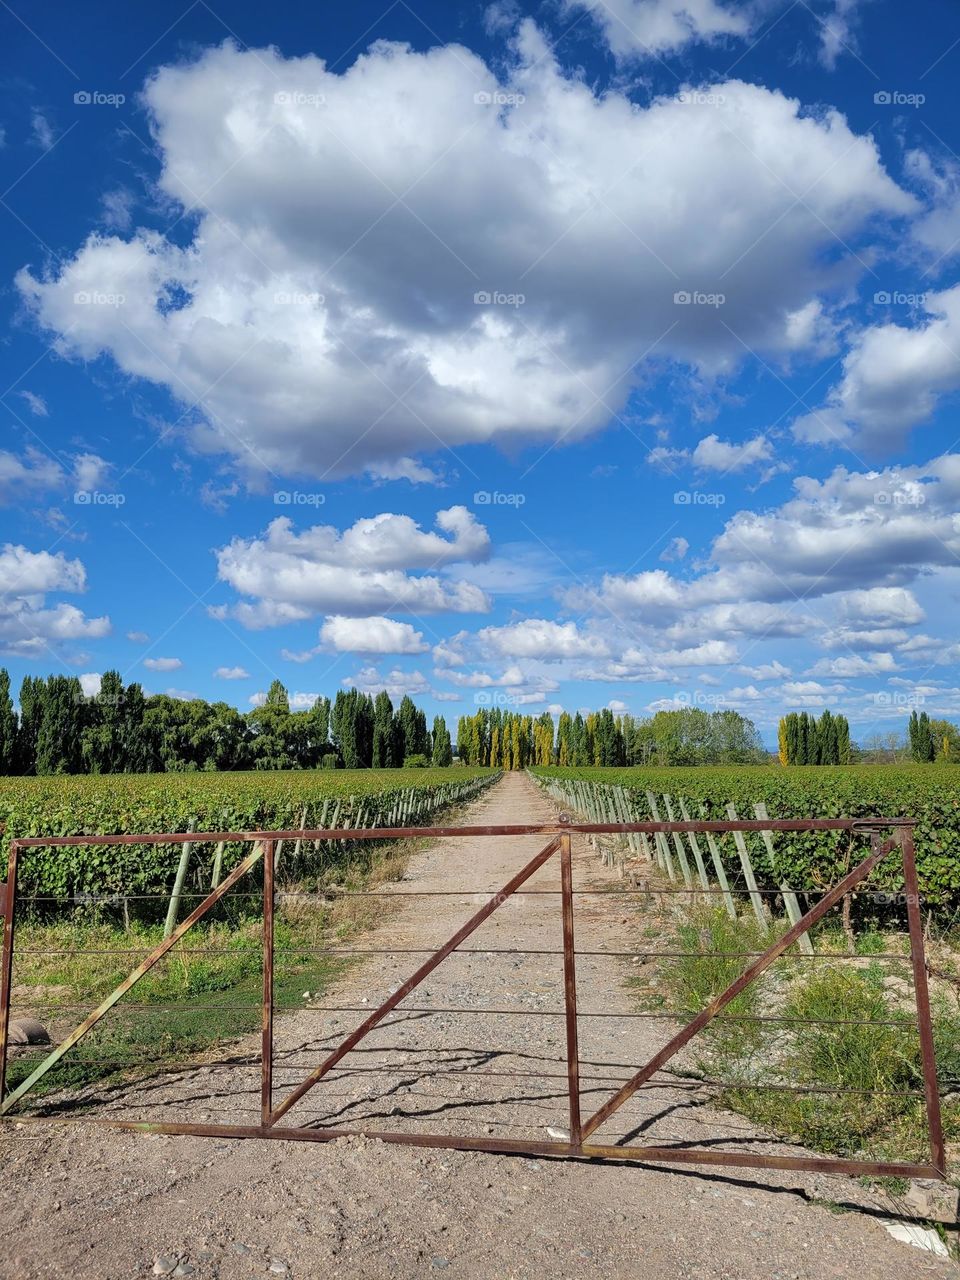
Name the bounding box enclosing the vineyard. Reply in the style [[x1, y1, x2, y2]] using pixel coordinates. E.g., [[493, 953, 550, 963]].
[[0, 767, 499, 901], [531, 764, 960, 911]]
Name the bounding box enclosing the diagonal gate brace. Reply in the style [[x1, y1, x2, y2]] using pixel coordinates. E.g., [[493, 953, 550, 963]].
[[0, 841, 267, 1115], [580, 835, 903, 1144], [269, 836, 563, 1126]]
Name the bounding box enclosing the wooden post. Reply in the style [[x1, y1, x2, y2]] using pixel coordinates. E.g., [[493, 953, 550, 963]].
[[291, 806, 308, 870], [210, 841, 225, 890], [691, 803, 737, 920], [313, 798, 331, 854], [163, 821, 195, 939], [726, 804, 770, 926], [661, 794, 694, 892], [673, 796, 710, 891], [645, 791, 675, 880], [753, 802, 814, 955]]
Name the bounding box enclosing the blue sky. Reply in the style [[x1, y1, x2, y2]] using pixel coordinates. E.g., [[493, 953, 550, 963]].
[[2, 0, 960, 748]]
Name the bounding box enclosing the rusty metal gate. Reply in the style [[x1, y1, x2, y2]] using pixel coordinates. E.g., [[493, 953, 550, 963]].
[[0, 815, 947, 1181]]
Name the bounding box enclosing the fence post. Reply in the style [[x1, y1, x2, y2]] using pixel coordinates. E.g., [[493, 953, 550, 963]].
[[753, 802, 814, 955], [291, 806, 308, 870], [560, 832, 582, 1150], [726, 804, 770, 926], [691, 802, 737, 920], [661, 795, 694, 891], [262, 839, 275, 1127], [163, 820, 195, 940], [210, 840, 225, 890], [645, 791, 675, 880], [898, 825, 947, 1175], [0, 841, 20, 1106], [673, 796, 710, 891]]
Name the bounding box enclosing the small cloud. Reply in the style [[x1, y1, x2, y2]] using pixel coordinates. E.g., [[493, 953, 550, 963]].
[[72, 453, 111, 491], [319, 615, 429, 655], [590, 464, 618, 479], [280, 647, 318, 663], [79, 672, 101, 697], [18, 391, 48, 417], [365, 457, 444, 485], [127, 630, 149, 643], [659, 536, 689, 562], [738, 660, 791, 680], [214, 665, 250, 679], [31, 110, 55, 149], [200, 479, 240, 513], [607, 699, 629, 713], [100, 187, 135, 231], [144, 656, 182, 672]]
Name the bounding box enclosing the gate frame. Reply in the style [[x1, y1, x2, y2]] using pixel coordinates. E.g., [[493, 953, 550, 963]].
[[0, 815, 947, 1181]]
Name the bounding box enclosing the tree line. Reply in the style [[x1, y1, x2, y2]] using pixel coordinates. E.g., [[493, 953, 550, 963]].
[[777, 710, 851, 765], [0, 670, 453, 775], [456, 706, 766, 768], [906, 709, 960, 762]]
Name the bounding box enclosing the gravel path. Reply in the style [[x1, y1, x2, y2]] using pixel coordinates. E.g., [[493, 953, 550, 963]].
[[0, 772, 955, 1279]]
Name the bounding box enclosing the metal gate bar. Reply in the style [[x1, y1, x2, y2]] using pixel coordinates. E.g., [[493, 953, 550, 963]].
[[0, 816, 947, 1181]]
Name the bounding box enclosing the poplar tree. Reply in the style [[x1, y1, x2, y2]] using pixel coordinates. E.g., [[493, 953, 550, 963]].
[[431, 715, 452, 766], [372, 691, 395, 767], [0, 669, 16, 774]]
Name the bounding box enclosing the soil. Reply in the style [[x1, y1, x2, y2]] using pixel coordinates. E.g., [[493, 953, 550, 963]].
[[0, 772, 956, 1279]]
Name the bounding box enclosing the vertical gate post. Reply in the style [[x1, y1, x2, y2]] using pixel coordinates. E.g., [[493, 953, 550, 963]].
[[261, 840, 276, 1128], [898, 826, 946, 1174], [0, 841, 18, 1105], [559, 832, 581, 1151]]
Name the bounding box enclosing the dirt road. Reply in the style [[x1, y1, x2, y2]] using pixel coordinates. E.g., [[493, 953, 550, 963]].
[[0, 773, 954, 1279]]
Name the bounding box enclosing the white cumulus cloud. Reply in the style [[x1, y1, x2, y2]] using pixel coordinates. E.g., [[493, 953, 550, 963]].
[[17, 37, 910, 483]]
